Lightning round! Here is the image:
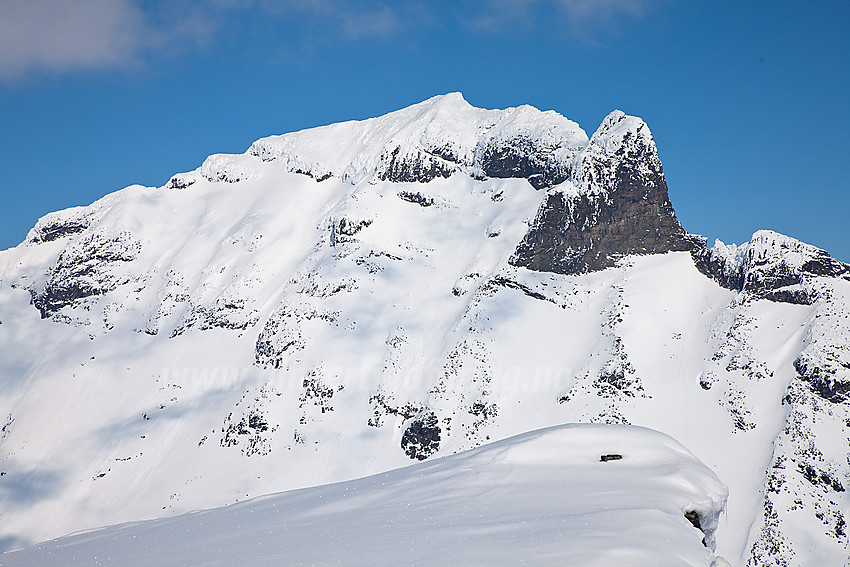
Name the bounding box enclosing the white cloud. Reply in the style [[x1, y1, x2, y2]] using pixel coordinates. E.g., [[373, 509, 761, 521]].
[[0, 0, 143, 77], [0, 0, 415, 80], [0, 0, 648, 80], [0, 0, 218, 80]]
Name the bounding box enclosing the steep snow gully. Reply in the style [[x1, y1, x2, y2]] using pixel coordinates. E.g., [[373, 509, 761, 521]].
[[0, 94, 848, 566]]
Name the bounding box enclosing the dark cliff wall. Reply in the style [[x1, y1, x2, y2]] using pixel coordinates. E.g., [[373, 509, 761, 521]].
[[511, 112, 695, 274]]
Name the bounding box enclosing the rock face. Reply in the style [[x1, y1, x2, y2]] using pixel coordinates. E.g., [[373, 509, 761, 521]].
[[400, 411, 441, 460], [30, 231, 141, 318], [27, 214, 90, 243], [692, 230, 850, 305], [477, 134, 572, 189], [511, 111, 697, 274]]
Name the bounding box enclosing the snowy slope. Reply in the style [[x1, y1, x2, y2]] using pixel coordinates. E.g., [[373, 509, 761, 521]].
[[0, 424, 729, 567], [0, 94, 848, 566]]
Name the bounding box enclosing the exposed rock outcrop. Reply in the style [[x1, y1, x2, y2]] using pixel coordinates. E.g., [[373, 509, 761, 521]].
[[692, 230, 850, 305], [27, 215, 90, 244], [511, 111, 697, 274], [29, 231, 141, 318], [401, 410, 441, 461]]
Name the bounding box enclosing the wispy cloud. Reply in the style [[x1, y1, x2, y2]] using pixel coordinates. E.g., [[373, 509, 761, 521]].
[[0, 0, 651, 81], [467, 0, 541, 33], [467, 0, 651, 37], [0, 0, 216, 80], [336, 4, 399, 39], [557, 0, 646, 31], [0, 0, 143, 77], [251, 0, 404, 39], [0, 0, 413, 80]]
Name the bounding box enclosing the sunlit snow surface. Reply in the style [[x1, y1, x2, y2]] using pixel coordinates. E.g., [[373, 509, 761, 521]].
[[0, 94, 848, 566], [0, 424, 728, 567]]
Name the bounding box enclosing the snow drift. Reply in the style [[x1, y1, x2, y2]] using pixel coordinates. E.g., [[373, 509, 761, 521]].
[[0, 424, 728, 567]]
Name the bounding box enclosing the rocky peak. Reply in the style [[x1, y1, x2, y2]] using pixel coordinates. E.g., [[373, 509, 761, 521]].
[[511, 110, 695, 274], [692, 230, 850, 304], [572, 110, 661, 195]]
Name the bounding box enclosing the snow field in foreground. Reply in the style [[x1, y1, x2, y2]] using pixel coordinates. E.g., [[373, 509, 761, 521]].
[[1, 423, 728, 567]]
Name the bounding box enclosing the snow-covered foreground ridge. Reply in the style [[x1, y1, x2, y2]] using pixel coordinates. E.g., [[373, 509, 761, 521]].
[[0, 424, 729, 567], [0, 93, 848, 565]]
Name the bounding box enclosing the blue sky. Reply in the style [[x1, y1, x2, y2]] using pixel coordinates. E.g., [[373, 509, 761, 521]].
[[1, 0, 848, 260]]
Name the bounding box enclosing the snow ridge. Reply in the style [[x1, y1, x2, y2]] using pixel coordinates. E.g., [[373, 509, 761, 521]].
[[1, 424, 729, 567], [177, 93, 591, 190]]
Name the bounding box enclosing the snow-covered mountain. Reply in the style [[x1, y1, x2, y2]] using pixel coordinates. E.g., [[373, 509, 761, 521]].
[[0, 93, 848, 566]]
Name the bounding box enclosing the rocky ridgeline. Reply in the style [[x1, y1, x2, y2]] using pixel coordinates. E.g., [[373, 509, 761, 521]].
[[692, 230, 850, 305], [25, 95, 848, 307]]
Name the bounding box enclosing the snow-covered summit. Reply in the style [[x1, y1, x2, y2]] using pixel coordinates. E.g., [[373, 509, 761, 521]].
[[180, 93, 590, 189], [573, 109, 661, 195]]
